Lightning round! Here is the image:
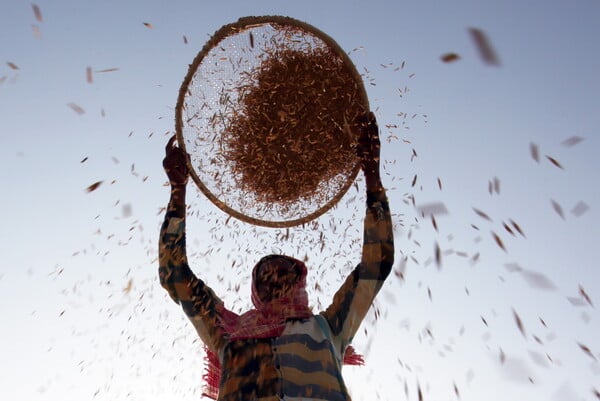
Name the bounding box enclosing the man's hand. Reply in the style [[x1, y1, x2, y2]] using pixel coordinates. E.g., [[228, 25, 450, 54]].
[[163, 135, 190, 187], [356, 112, 383, 192]]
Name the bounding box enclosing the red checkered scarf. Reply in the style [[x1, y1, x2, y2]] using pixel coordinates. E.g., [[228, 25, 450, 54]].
[[202, 255, 364, 400]]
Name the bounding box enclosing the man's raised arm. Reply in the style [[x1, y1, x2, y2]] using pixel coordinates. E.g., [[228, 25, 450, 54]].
[[158, 136, 229, 353], [321, 113, 395, 350]]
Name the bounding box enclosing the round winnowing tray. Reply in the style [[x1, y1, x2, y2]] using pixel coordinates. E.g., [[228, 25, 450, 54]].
[[176, 16, 369, 227]]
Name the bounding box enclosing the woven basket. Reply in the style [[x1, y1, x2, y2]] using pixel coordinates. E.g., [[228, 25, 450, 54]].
[[176, 16, 369, 227]]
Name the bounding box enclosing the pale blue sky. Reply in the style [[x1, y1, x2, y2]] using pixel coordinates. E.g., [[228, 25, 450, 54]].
[[1, 1, 599, 400]]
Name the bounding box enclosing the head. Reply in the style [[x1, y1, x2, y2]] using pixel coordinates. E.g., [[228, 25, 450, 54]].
[[251, 255, 307, 305]]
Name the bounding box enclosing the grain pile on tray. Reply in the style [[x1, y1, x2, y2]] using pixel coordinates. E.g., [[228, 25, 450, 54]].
[[222, 45, 365, 206]]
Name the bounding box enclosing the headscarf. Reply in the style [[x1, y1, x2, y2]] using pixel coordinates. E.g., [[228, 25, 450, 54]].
[[202, 255, 364, 400]]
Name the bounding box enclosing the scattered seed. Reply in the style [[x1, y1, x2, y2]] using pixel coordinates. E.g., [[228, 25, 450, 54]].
[[32, 4, 43, 22], [577, 342, 597, 360], [434, 242, 441, 268], [86, 181, 103, 193], [491, 231, 506, 252], [530, 142, 539, 162], [440, 53, 460, 63], [67, 102, 85, 115], [579, 285, 593, 307], [561, 136, 584, 147], [571, 201, 590, 218], [550, 199, 565, 219], [509, 219, 525, 237], [513, 308, 526, 338], [473, 207, 492, 221], [468, 27, 501, 66], [95, 68, 119, 73], [545, 155, 564, 169]]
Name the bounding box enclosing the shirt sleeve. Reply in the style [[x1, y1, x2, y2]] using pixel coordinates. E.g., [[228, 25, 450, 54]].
[[158, 210, 228, 353], [320, 189, 394, 350]]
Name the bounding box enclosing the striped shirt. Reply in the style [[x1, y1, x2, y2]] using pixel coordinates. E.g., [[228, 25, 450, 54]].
[[159, 190, 394, 401]]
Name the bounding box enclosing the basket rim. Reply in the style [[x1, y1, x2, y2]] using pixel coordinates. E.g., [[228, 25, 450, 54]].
[[175, 15, 369, 228]]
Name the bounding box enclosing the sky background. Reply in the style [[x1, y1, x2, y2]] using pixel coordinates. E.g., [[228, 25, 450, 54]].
[[1, 1, 599, 400]]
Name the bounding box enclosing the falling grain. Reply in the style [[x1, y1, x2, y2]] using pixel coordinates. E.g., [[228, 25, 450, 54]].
[[561, 136, 584, 147], [143, 22, 153, 29], [440, 53, 460, 63], [509, 219, 525, 237], [571, 201, 589, 218], [122, 203, 133, 218], [520, 270, 557, 291], [31, 25, 42, 39], [95, 67, 119, 73], [473, 207, 492, 221], [67, 102, 86, 115], [579, 285, 593, 307], [504, 263, 523, 273], [512, 308, 526, 338], [86, 66, 93, 83], [529, 142, 539, 162], [86, 181, 103, 193], [6, 62, 20, 70], [411, 174, 418, 187], [491, 231, 506, 252], [545, 155, 564, 169], [550, 199, 565, 219], [417, 202, 448, 217], [577, 342, 597, 360], [567, 296, 588, 307], [123, 278, 133, 294], [493, 176, 500, 194], [411, 148, 418, 161], [32, 4, 43, 22], [468, 27, 501, 66], [502, 222, 515, 236]]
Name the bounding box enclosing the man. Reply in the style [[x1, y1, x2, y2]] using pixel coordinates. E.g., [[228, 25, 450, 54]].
[[159, 113, 394, 401]]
